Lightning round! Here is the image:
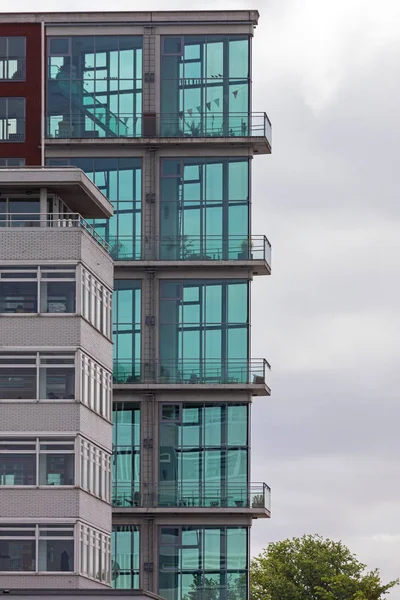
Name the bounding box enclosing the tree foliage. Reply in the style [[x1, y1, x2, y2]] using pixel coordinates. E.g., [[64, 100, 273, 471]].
[[250, 534, 398, 600]]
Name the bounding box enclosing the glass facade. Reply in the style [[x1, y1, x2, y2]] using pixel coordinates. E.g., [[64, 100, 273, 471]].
[[0, 524, 75, 573], [159, 526, 248, 600], [112, 403, 140, 506], [0, 37, 26, 80], [112, 525, 139, 589], [159, 403, 248, 508], [161, 35, 250, 137], [0, 97, 25, 141], [113, 280, 141, 381], [160, 157, 249, 260], [47, 36, 142, 138], [159, 279, 249, 381], [47, 157, 142, 259]]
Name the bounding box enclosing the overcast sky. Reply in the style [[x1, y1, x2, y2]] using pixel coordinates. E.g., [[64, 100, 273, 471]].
[[5, 0, 400, 594]]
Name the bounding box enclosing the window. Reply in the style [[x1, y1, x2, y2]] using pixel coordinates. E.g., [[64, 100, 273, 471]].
[[80, 353, 112, 420], [80, 523, 111, 583], [47, 157, 142, 260], [0, 267, 76, 314], [159, 403, 248, 508], [0, 97, 25, 141], [112, 525, 139, 589], [159, 279, 249, 382], [80, 438, 111, 502], [159, 526, 248, 600], [0, 524, 74, 573], [112, 403, 140, 507], [81, 267, 112, 339], [0, 438, 75, 487], [0, 158, 25, 167], [160, 157, 249, 260], [0, 352, 75, 401], [161, 35, 250, 137], [0, 37, 26, 80], [47, 36, 142, 138], [113, 280, 141, 382]]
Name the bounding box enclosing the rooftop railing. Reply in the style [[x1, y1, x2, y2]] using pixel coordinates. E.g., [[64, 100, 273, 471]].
[[109, 234, 271, 266], [112, 482, 271, 513], [46, 112, 272, 146], [113, 358, 271, 389], [0, 213, 110, 252]]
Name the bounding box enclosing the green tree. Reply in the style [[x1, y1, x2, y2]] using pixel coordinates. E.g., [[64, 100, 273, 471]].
[[250, 534, 398, 600]]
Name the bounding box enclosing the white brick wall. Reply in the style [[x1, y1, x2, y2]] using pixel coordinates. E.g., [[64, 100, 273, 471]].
[[0, 229, 113, 288], [0, 404, 112, 452], [0, 489, 111, 530], [0, 316, 112, 369]]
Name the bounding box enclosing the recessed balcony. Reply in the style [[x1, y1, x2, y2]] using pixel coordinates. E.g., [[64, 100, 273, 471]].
[[113, 359, 271, 396], [112, 482, 271, 518], [111, 235, 271, 275], [45, 112, 272, 154]]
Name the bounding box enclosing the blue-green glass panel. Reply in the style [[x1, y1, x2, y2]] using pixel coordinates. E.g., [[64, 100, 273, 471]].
[[47, 35, 142, 138], [112, 525, 139, 589], [113, 280, 141, 369]]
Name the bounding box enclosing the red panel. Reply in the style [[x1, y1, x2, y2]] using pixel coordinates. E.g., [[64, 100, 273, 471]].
[[0, 24, 41, 165]]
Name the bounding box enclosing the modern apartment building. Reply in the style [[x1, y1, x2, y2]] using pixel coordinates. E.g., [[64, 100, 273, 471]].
[[0, 10, 271, 600]]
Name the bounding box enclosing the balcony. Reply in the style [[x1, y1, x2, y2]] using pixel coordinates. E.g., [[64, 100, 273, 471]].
[[0, 212, 110, 252], [46, 112, 272, 153], [112, 482, 271, 518], [111, 235, 271, 275], [113, 359, 271, 396]]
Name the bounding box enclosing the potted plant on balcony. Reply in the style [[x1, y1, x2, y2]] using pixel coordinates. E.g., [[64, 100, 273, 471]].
[[110, 241, 123, 259], [252, 494, 264, 508], [238, 237, 253, 259]]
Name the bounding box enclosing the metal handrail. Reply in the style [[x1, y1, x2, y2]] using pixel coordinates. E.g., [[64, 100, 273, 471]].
[[0, 212, 110, 252], [46, 111, 272, 142], [109, 234, 271, 264], [113, 358, 271, 387], [112, 481, 271, 511]]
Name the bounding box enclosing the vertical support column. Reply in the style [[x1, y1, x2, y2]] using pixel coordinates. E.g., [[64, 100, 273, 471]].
[[140, 393, 156, 507], [39, 187, 47, 226], [140, 516, 156, 593], [143, 26, 156, 136]]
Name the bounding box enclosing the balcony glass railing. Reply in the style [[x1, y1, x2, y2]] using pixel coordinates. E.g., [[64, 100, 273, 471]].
[[0, 213, 110, 252], [109, 235, 271, 267], [113, 359, 270, 388], [112, 482, 271, 512], [46, 112, 271, 145]]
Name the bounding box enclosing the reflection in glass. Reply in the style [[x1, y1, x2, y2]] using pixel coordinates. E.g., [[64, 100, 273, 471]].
[[47, 157, 142, 259], [159, 403, 248, 508], [112, 525, 139, 589], [161, 35, 249, 137], [160, 158, 249, 261], [0, 453, 36, 485], [159, 526, 248, 600], [47, 36, 142, 138], [112, 403, 140, 507], [159, 279, 249, 382], [113, 281, 141, 382]]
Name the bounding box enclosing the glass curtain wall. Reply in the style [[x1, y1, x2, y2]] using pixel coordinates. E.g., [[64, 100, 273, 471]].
[[159, 279, 249, 382], [159, 526, 248, 600], [112, 525, 139, 589], [159, 403, 248, 507], [160, 157, 249, 260], [161, 35, 250, 137], [47, 36, 142, 138], [112, 403, 140, 506], [47, 157, 142, 259], [113, 280, 141, 383]]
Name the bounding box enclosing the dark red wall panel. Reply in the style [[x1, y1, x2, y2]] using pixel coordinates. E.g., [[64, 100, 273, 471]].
[[0, 23, 41, 165]]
